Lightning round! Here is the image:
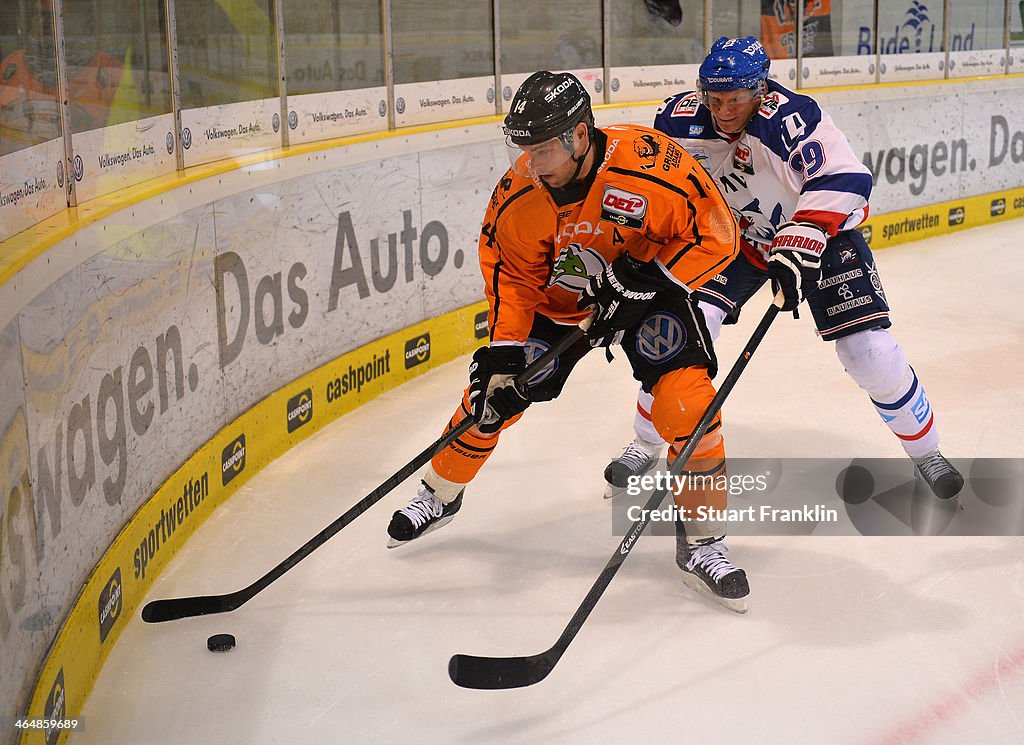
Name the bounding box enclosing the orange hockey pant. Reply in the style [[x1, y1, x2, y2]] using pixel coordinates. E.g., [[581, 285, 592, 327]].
[[430, 366, 726, 516]]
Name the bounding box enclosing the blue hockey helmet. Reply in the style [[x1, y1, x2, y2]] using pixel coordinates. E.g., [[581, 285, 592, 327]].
[[698, 36, 770, 94]]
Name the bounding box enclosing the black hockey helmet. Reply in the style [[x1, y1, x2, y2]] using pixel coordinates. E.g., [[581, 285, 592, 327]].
[[503, 71, 594, 149]]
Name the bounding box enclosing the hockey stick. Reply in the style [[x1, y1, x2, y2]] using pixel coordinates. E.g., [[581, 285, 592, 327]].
[[141, 319, 590, 623], [449, 300, 781, 689]]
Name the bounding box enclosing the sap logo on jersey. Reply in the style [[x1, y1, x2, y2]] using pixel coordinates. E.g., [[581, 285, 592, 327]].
[[600, 187, 647, 229]]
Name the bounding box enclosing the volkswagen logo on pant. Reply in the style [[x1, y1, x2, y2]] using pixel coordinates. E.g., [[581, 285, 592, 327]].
[[523, 339, 558, 386], [636, 312, 686, 363]]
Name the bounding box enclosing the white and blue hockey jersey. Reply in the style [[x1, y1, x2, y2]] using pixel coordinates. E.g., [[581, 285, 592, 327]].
[[654, 80, 872, 268]]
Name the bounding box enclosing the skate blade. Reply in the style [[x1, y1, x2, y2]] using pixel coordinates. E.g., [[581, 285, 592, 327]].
[[603, 482, 629, 500], [386, 514, 457, 549], [680, 572, 749, 614]]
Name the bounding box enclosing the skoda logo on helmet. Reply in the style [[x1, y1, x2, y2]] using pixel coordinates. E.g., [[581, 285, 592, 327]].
[[544, 79, 574, 102]]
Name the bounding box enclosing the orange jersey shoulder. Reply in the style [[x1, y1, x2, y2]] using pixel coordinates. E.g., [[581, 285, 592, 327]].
[[478, 169, 558, 343], [593, 124, 738, 289]]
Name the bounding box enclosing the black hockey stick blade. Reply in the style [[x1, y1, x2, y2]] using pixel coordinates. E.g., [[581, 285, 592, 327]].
[[448, 301, 781, 689], [142, 592, 244, 623], [141, 322, 589, 624], [449, 651, 557, 690]]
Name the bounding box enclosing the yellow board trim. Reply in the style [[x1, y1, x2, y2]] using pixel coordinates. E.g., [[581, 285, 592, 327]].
[[857, 186, 1024, 250], [19, 299, 488, 744]]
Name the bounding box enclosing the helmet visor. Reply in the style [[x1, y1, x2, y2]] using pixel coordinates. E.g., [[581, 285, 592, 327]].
[[504, 132, 576, 180], [699, 84, 763, 108]]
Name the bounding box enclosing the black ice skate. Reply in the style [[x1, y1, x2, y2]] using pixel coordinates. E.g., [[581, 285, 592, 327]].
[[913, 449, 964, 500], [676, 537, 749, 614], [603, 438, 663, 498], [387, 481, 463, 548]]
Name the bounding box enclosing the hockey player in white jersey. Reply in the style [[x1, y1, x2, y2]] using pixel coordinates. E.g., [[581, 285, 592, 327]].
[[606, 36, 964, 504]]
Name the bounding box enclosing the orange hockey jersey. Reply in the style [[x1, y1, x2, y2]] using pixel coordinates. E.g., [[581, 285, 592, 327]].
[[479, 124, 739, 343]]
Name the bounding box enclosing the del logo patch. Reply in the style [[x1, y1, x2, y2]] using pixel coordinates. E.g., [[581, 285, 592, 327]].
[[600, 186, 647, 229], [758, 92, 784, 118], [671, 95, 700, 117]]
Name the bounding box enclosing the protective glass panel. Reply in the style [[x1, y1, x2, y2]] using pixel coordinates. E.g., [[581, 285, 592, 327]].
[[0, 0, 61, 155], [947, 0, 1006, 50], [606, 0, 702, 103], [392, 0, 494, 83], [62, 0, 171, 134], [711, 0, 762, 45], [283, 0, 384, 94], [1013, 1, 1024, 73], [801, 1, 877, 86], [282, 0, 387, 142], [947, 0, 1008, 77], [760, 0, 836, 59], [500, 0, 601, 75], [609, 0, 705, 66], [174, 0, 277, 108], [876, 0, 947, 82]]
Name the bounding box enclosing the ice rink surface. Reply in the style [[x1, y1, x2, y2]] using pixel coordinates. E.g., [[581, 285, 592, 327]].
[[72, 221, 1023, 744]]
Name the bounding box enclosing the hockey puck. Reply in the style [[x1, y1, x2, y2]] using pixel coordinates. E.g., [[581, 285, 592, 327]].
[[207, 633, 236, 652]]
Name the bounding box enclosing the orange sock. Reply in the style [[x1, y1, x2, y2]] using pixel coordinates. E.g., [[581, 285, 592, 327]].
[[649, 367, 727, 541], [429, 387, 524, 485]]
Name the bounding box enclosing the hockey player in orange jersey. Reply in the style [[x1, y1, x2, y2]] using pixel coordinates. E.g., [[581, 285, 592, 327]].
[[387, 71, 748, 610]]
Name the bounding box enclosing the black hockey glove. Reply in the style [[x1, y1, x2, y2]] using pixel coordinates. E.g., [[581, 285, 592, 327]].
[[578, 254, 674, 346], [468, 345, 530, 434], [766, 221, 827, 311]]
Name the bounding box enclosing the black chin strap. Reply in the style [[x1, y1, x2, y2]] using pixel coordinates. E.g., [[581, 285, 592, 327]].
[[566, 129, 594, 184]]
